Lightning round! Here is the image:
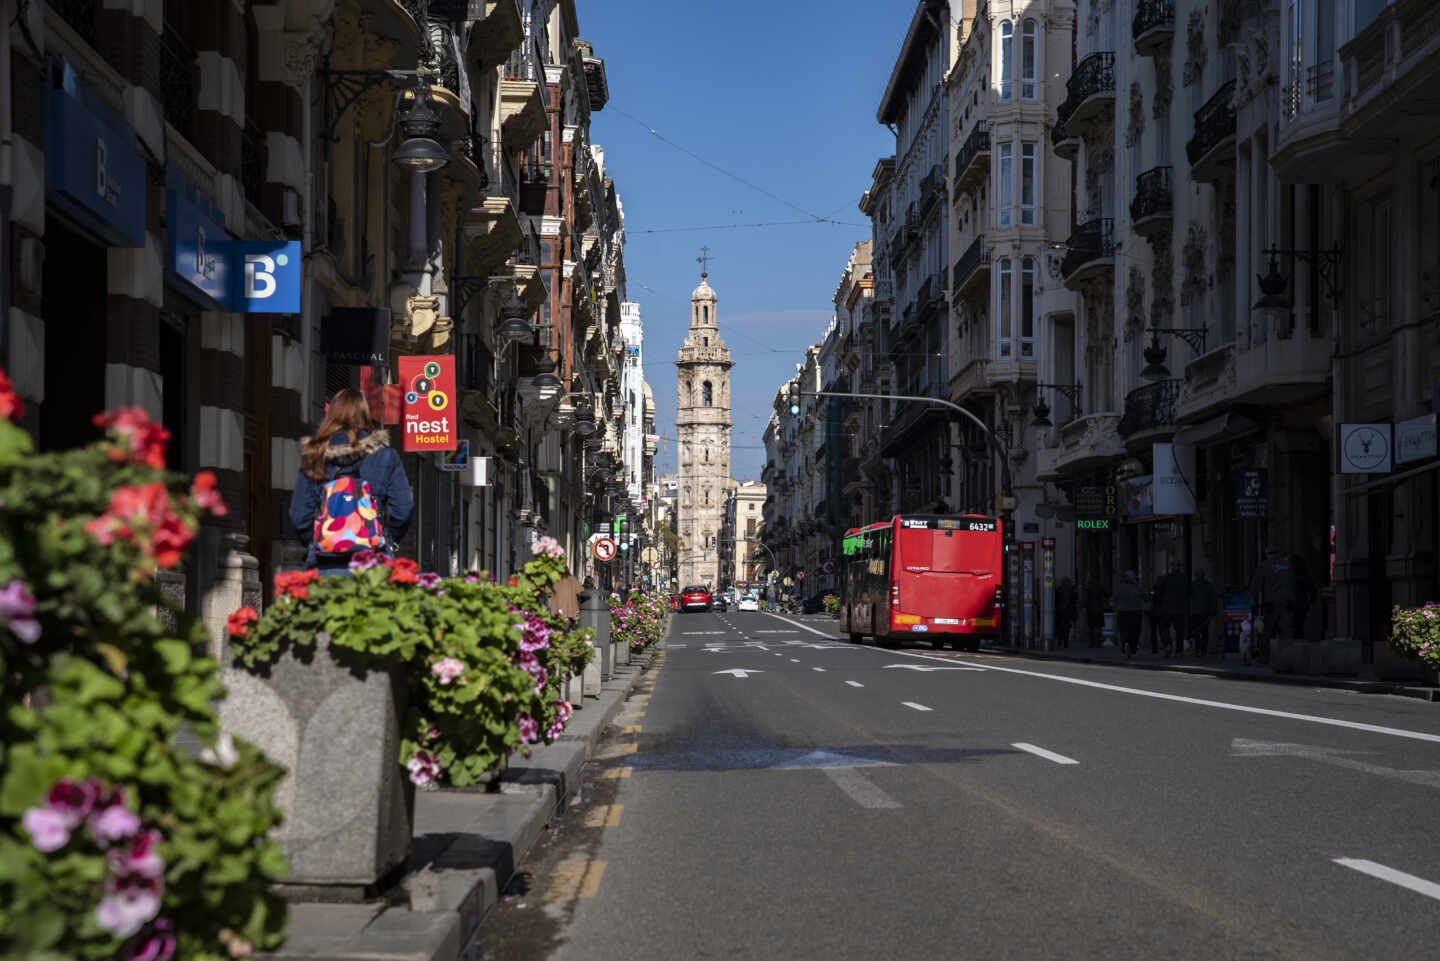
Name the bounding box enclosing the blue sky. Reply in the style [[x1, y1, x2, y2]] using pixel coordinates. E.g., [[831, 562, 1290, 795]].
[[581, 1, 907, 480]]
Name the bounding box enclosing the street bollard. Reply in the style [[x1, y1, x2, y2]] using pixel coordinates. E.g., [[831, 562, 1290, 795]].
[[580, 590, 612, 682]]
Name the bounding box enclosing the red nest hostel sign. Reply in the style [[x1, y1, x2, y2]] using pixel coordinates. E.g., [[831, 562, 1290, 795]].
[[398, 355, 457, 452]]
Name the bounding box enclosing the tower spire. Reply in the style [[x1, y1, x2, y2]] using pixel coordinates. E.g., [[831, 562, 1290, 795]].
[[696, 246, 712, 278]]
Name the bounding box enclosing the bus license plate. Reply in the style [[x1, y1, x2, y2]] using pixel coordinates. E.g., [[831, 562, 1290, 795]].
[[910, 624, 929, 632], [934, 617, 959, 625]]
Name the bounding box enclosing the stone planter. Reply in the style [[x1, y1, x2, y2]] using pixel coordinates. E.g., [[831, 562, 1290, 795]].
[[1372, 640, 1440, 684], [221, 634, 413, 898]]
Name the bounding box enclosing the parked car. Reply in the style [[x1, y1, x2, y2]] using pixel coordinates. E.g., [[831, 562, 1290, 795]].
[[737, 595, 760, 612], [679, 585, 713, 612]]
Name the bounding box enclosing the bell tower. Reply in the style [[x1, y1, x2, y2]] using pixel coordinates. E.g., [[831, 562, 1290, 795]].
[[674, 266, 733, 589]]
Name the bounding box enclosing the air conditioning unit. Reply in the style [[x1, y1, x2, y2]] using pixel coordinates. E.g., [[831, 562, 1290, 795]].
[[460, 456, 492, 488]]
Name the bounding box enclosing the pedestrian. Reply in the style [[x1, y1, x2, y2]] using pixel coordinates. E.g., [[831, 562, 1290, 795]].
[[1054, 577, 1076, 648], [1112, 570, 1146, 659], [288, 389, 413, 575], [550, 567, 582, 625], [582, 575, 597, 590], [1083, 579, 1107, 647], [1189, 568, 1218, 656], [1160, 561, 1188, 657]]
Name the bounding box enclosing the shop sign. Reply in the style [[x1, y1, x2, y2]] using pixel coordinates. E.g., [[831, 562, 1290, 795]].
[[398, 355, 456, 451], [322, 308, 391, 366], [45, 84, 145, 247], [1074, 480, 1118, 516], [437, 440, 470, 471], [1338, 423, 1391, 474], [1235, 469, 1267, 520], [1395, 414, 1437, 466], [1153, 443, 1197, 515], [1124, 475, 1154, 519], [168, 172, 301, 312], [1076, 518, 1112, 531]]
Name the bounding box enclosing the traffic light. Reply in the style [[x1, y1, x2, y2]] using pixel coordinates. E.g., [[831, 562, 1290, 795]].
[[787, 383, 800, 417]]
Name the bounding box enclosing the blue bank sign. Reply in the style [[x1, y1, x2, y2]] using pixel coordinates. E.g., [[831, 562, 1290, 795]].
[[45, 84, 145, 247], [168, 172, 300, 313]]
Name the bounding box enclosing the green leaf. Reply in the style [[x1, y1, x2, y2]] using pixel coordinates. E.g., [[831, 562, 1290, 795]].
[[153, 638, 191, 674]]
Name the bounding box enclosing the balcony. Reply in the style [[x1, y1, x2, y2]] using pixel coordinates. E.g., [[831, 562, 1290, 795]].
[[1057, 52, 1116, 136], [953, 123, 991, 193], [1042, 413, 1126, 479], [499, 49, 547, 147], [1178, 330, 1334, 424], [920, 163, 946, 214], [463, 143, 524, 272], [1129, 166, 1172, 239], [460, 0, 524, 70], [159, 20, 195, 139], [1060, 218, 1115, 289], [517, 149, 550, 215], [1052, 118, 1080, 162], [1186, 79, 1236, 183], [879, 398, 948, 457], [460, 336, 498, 429], [1132, 0, 1175, 57], [1117, 378, 1181, 447], [951, 234, 990, 301]]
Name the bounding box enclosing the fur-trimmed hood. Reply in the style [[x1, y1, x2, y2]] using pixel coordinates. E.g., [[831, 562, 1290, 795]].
[[298, 429, 392, 463]]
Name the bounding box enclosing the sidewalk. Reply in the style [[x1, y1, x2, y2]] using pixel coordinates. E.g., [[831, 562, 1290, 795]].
[[260, 647, 660, 961], [977, 639, 1440, 702]]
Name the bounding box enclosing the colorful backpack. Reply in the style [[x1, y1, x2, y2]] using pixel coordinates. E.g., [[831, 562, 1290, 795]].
[[313, 464, 386, 556]]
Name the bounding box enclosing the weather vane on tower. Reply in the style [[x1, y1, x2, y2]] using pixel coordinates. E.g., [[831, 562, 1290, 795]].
[[697, 246, 713, 279]]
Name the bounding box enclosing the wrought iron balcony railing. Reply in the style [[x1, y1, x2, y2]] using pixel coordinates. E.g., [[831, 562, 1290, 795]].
[[241, 120, 266, 210], [952, 233, 989, 292], [954, 123, 990, 181], [1132, 0, 1175, 43], [1186, 79, 1237, 167], [1129, 166, 1173, 223], [159, 21, 195, 138], [1058, 52, 1115, 125], [920, 163, 945, 210], [1060, 218, 1114, 279], [1117, 378, 1182, 438]]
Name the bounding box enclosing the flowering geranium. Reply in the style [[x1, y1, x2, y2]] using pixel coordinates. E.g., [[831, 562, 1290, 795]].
[[189, 470, 228, 517], [94, 407, 172, 470], [84, 482, 196, 568], [0, 578, 40, 643], [406, 750, 441, 786], [389, 557, 420, 585], [0, 367, 24, 421], [1391, 603, 1440, 669], [274, 569, 320, 600], [530, 535, 565, 559], [348, 549, 389, 572], [227, 606, 260, 637], [430, 657, 464, 685]]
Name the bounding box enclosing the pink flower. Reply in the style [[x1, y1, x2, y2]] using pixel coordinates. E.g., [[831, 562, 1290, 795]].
[[531, 667, 547, 693], [430, 658, 464, 686], [425, 724, 441, 741], [464, 571, 482, 583], [88, 785, 141, 845], [348, 550, 385, 572], [127, 917, 175, 961], [0, 578, 40, 643], [530, 535, 564, 559], [519, 613, 551, 652], [109, 828, 165, 880], [555, 700, 573, 723], [22, 806, 72, 852], [96, 873, 162, 939], [418, 572, 443, 590], [518, 715, 539, 743], [547, 718, 565, 739], [406, 750, 441, 786]]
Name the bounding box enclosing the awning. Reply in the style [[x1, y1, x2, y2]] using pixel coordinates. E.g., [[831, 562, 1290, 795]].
[[1174, 412, 1261, 447]]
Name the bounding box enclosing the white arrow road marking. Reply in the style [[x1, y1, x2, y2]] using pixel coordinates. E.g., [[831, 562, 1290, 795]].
[[1231, 739, 1440, 789], [846, 680, 865, 688], [713, 669, 764, 678], [822, 767, 902, 809], [883, 664, 987, 672], [901, 702, 933, 712], [1013, 742, 1079, 765], [812, 667, 827, 672], [1334, 859, 1440, 902], [789, 658, 800, 663]]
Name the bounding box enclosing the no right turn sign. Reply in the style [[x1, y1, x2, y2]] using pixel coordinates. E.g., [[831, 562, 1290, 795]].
[[593, 537, 617, 562]]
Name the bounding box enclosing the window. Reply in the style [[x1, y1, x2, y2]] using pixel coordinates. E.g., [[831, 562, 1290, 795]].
[[997, 258, 1012, 358], [1021, 142, 1036, 226], [702, 305, 709, 323], [1021, 20, 1037, 99], [997, 143, 1013, 227], [702, 381, 713, 406], [1021, 257, 1036, 358], [999, 21, 1013, 100]]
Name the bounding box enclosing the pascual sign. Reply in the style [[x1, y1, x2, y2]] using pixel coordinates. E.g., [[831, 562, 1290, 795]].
[[398, 356, 456, 452]]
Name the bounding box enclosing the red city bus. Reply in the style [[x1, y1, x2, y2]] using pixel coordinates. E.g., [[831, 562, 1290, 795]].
[[838, 514, 1004, 651]]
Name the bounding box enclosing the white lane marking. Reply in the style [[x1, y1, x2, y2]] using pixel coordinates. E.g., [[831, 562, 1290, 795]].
[[713, 669, 763, 678], [822, 767, 902, 809], [764, 612, 835, 636], [682, 631, 728, 636], [789, 658, 800, 663], [883, 663, 986, 672], [901, 701, 933, 712], [813, 667, 827, 672], [1334, 859, 1440, 902], [667, 643, 688, 649], [774, 653, 783, 657], [1232, 739, 1440, 790], [1012, 742, 1080, 765], [846, 680, 865, 688]]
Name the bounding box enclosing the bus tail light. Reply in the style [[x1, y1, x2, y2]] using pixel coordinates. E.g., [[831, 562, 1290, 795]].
[[890, 582, 899, 609]]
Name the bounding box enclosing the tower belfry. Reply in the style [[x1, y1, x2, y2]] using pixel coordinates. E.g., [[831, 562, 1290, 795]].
[[674, 268, 733, 589]]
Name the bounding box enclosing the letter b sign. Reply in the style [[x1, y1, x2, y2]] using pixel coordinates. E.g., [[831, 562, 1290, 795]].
[[245, 254, 277, 300], [235, 242, 300, 313]]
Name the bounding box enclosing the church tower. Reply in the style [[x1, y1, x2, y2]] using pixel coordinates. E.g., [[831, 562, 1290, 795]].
[[674, 267, 733, 589]]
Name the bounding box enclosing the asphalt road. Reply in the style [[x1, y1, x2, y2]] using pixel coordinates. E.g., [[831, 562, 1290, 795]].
[[479, 609, 1440, 960]]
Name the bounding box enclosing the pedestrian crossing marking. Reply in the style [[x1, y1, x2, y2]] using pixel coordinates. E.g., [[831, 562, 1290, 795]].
[[583, 803, 624, 828], [620, 725, 642, 734], [544, 859, 607, 901], [594, 767, 632, 779], [617, 711, 645, 722], [596, 743, 638, 759]]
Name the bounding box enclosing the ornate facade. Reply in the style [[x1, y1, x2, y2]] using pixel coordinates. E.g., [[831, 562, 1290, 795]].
[[674, 274, 733, 588]]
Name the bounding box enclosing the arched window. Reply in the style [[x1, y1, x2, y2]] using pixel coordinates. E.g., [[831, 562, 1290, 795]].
[[997, 257, 1013, 358], [999, 21, 1014, 100], [702, 381, 713, 406], [1021, 20, 1037, 99], [702, 305, 709, 323]]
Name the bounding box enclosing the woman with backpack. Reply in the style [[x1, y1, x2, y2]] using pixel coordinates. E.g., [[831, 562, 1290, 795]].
[[288, 389, 414, 574]]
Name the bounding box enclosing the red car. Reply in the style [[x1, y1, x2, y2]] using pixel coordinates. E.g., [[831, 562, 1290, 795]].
[[670, 593, 681, 611], [679, 585, 713, 612]]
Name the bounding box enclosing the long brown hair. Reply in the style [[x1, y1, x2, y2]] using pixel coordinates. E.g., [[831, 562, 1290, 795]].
[[302, 389, 374, 480]]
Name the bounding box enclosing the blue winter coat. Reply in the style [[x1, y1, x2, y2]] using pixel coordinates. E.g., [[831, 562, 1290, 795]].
[[288, 428, 414, 567]]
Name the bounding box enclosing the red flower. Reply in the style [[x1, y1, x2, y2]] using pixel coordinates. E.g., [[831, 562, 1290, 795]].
[[84, 482, 195, 568], [93, 407, 170, 469], [274, 568, 320, 599], [507, 576, 518, 587], [388, 558, 420, 585], [0, 368, 23, 422], [189, 471, 228, 517], [226, 607, 259, 637]]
